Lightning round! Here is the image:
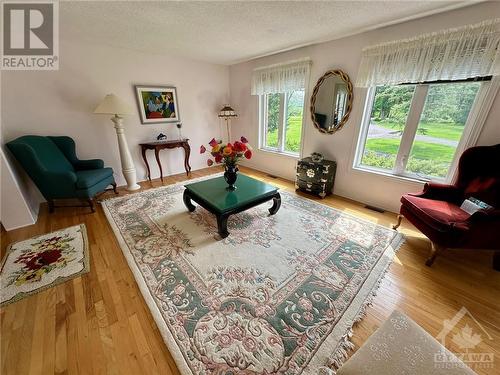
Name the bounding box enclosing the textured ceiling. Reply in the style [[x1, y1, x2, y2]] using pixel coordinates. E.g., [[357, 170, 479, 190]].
[[60, 1, 476, 65]]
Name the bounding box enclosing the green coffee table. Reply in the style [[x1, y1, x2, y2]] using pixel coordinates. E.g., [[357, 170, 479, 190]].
[[183, 174, 281, 238]]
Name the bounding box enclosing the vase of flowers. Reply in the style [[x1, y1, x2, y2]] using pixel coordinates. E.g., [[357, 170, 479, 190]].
[[200, 136, 252, 190]]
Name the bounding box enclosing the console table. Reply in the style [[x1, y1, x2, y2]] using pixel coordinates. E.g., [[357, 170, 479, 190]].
[[139, 139, 191, 182]]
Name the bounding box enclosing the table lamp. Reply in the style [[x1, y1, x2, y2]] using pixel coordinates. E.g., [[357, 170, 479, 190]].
[[218, 105, 237, 142], [94, 94, 141, 191]]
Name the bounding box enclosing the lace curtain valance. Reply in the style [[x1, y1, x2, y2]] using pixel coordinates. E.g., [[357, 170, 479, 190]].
[[251, 58, 311, 95], [356, 19, 500, 87]]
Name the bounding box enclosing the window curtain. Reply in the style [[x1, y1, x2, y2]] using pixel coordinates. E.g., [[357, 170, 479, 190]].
[[356, 19, 500, 87], [251, 58, 311, 95]]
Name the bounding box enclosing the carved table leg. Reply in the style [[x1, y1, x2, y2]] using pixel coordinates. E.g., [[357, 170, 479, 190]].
[[269, 193, 281, 215], [216, 214, 230, 239], [141, 147, 151, 182], [183, 190, 196, 212], [154, 148, 163, 182], [183, 143, 191, 175]]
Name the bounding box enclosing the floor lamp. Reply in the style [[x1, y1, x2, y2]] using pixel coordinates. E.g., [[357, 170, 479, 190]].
[[218, 105, 238, 142], [94, 94, 141, 191]]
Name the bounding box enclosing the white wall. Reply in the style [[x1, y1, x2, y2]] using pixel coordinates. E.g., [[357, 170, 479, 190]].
[[229, 2, 500, 212], [2, 39, 229, 217], [0, 148, 37, 230]]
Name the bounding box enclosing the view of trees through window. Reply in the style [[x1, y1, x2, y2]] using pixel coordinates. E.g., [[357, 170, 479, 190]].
[[264, 90, 304, 153], [265, 93, 280, 148], [360, 82, 481, 179]]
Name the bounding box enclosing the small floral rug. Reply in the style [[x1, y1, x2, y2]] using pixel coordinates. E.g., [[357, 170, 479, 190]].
[[1, 224, 89, 307], [102, 176, 404, 374]]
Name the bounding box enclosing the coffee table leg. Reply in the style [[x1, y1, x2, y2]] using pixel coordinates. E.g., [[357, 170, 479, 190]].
[[269, 193, 281, 215], [216, 214, 229, 238], [183, 190, 196, 212]]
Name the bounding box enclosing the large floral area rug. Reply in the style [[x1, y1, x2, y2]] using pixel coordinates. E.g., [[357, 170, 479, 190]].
[[102, 176, 404, 374], [1, 224, 89, 307]]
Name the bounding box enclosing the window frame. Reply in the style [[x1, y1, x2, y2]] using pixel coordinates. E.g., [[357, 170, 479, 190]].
[[259, 90, 306, 157], [353, 78, 497, 183]]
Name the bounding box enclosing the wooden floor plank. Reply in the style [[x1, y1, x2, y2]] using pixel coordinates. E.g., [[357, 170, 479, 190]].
[[55, 295, 68, 375], [28, 292, 47, 375], [94, 299, 119, 375], [12, 298, 37, 375], [1, 166, 499, 374], [65, 310, 79, 375], [42, 288, 57, 374]]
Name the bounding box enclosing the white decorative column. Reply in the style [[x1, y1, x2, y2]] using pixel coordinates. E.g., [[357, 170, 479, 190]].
[[111, 115, 140, 191], [94, 94, 141, 191]]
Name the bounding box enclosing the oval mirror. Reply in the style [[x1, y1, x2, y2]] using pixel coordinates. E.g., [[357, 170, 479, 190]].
[[310, 70, 353, 134]]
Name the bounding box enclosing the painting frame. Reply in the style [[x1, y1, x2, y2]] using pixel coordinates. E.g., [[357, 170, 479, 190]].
[[135, 85, 180, 124]]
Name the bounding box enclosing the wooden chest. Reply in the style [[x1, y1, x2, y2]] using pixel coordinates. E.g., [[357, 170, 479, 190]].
[[295, 157, 337, 198]]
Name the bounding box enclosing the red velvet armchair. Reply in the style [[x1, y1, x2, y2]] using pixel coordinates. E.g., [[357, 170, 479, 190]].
[[393, 144, 500, 269]]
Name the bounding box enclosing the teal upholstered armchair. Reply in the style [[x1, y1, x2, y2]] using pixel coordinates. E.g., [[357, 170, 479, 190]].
[[6, 135, 116, 212]]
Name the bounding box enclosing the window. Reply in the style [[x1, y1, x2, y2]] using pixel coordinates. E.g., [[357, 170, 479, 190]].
[[260, 90, 305, 155], [355, 80, 486, 181], [252, 58, 310, 155]]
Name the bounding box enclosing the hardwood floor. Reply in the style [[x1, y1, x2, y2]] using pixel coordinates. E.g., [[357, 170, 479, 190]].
[[1, 166, 499, 375]]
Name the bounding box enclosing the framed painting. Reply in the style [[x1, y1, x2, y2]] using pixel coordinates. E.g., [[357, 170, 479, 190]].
[[135, 85, 180, 124]]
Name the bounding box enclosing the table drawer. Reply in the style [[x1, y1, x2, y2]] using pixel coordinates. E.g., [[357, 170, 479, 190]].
[[295, 179, 331, 198], [296, 161, 336, 182]]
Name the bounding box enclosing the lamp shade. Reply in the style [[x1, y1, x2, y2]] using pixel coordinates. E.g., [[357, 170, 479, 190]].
[[94, 94, 133, 115], [218, 105, 237, 118]]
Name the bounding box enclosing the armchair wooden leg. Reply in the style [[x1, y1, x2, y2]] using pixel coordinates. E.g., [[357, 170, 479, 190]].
[[112, 182, 118, 194], [392, 214, 403, 230], [426, 242, 443, 267], [88, 198, 96, 213], [48, 200, 55, 213], [493, 251, 500, 272]]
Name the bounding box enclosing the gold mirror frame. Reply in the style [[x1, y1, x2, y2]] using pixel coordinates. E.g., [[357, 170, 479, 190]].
[[310, 69, 353, 134]]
